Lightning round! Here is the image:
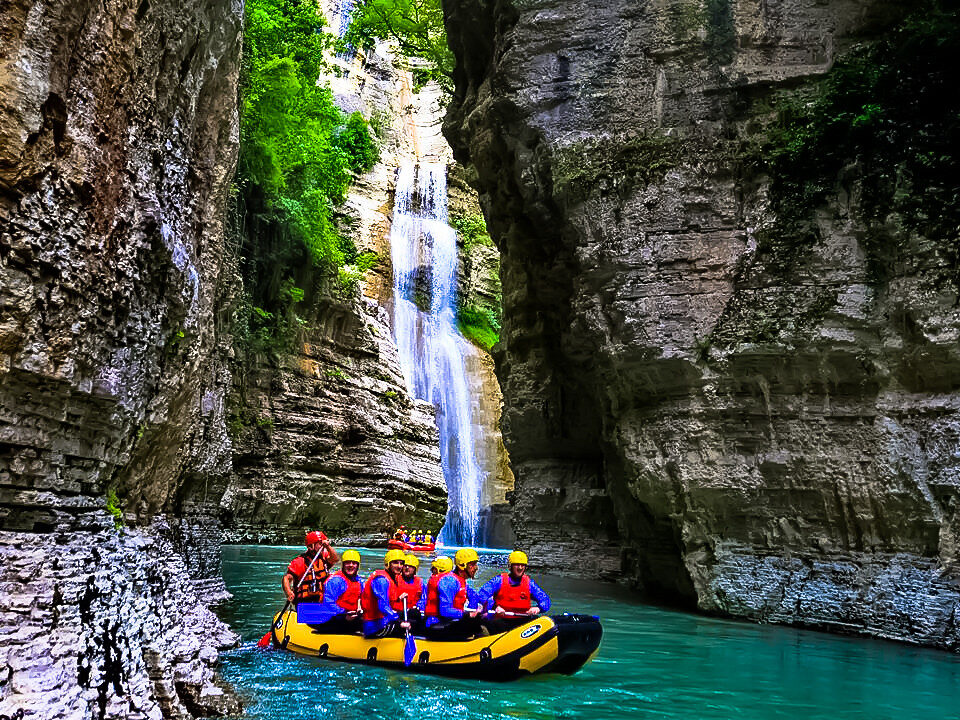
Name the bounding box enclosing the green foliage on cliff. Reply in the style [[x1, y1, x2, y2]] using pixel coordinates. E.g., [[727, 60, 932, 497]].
[[105, 489, 123, 531], [239, 0, 380, 268], [762, 1, 960, 285], [233, 0, 383, 365], [344, 0, 453, 92], [456, 303, 500, 352], [451, 213, 493, 253]]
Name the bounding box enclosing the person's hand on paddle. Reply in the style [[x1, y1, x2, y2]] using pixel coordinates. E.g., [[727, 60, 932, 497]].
[[400, 621, 411, 629], [284, 588, 296, 603], [398, 592, 408, 601], [525, 607, 540, 616], [494, 605, 506, 615], [467, 609, 481, 618]]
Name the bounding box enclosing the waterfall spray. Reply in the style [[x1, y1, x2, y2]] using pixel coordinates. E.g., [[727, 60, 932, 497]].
[[390, 162, 485, 545]]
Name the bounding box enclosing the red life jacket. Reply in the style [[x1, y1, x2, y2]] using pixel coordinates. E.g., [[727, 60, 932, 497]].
[[424, 571, 467, 617], [332, 571, 362, 612], [392, 575, 424, 612], [494, 573, 531, 613], [360, 569, 398, 621], [287, 552, 330, 603]]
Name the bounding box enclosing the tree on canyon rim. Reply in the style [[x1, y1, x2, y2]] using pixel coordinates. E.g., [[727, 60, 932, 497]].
[[344, 0, 453, 93]]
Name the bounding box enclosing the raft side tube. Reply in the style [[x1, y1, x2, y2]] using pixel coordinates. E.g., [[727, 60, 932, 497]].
[[538, 613, 603, 675], [271, 609, 601, 680]]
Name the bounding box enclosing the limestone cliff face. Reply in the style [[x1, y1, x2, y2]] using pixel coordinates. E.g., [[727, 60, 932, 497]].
[[444, 0, 960, 648], [222, 296, 446, 544], [0, 0, 243, 715]]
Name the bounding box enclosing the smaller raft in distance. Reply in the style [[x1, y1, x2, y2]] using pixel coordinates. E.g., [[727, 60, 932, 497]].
[[387, 538, 436, 552], [270, 608, 602, 681]]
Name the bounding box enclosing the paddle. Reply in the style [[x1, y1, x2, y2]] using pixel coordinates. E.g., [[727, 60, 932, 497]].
[[401, 596, 416, 666], [257, 544, 326, 648]]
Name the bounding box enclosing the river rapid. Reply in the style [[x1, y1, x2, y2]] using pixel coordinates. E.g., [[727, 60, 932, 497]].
[[216, 546, 960, 719]]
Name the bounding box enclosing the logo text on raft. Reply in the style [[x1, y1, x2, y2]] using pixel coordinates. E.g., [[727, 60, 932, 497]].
[[520, 625, 541, 639]]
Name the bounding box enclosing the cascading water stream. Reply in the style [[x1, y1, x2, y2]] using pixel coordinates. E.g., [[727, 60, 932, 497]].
[[391, 162, 485, 546]]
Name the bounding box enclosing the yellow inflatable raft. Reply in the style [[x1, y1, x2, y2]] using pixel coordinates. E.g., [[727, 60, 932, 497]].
[[270, 609, 602, 681]]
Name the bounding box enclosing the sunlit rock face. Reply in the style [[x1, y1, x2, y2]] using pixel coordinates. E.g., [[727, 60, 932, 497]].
[[444, 0, 960, 648], [0, 0, 244, 715]]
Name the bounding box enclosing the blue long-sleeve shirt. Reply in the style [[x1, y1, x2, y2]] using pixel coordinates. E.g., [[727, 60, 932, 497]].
[[362, 573, 399, 636], [476, 574, 551, 614], [312, 574, 363, 624], [425, 574, 479, 627]]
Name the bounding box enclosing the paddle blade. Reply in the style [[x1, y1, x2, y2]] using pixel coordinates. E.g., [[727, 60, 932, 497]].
[[257, 631, 272, 648], [403, 633, 416, 666]]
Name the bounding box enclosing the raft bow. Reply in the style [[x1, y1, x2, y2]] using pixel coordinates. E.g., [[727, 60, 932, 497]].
[[270, 608, 602, 681]]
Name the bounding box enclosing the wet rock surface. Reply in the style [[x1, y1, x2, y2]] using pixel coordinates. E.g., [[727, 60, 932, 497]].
[[0, 0, 244, 714], [444, 0, 960, 647]]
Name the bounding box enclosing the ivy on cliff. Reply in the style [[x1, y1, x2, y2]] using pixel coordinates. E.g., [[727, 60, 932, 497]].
[[760, 1, 960, 285], [236, 0, 380, 356], [343, 0, 453, 92]]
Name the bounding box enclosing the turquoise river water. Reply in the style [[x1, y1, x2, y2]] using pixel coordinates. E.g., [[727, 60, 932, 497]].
[[217, 546, 960, 719]]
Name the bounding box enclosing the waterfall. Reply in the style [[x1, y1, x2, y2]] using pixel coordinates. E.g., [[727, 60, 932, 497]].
[[390, 162, 485, 546], [329, 0, 355, 37]]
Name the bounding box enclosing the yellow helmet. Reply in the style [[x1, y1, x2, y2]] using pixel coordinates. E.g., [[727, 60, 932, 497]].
[[384, 549, 406, 566], [431, 556, 453, 572], [341, 549, 361, 563], [404, 554, 420, 568], [508, 550, 528, 565], [454, 548, 479, 569]]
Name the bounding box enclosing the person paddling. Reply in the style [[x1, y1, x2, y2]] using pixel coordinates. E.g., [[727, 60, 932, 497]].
[[394, 554, 426, 632], [424, 548, 484, 640], [476, 550, 550, 634], [282, 531, 339, 604], [307, 549, 364, 634], [360, 549, 411, 638]]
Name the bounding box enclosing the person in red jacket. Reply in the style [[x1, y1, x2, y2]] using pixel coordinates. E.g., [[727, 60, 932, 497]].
[[307, 549, 364, 633], [424, 548, 485, 640], [360, 549, 410, 638], [394, 554, 426, 632], [282, 531, 340, 604], [476, 550, 551, 634]]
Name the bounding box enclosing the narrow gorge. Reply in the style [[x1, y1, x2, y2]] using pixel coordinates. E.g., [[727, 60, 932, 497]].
[[1, 0, 959, 717]]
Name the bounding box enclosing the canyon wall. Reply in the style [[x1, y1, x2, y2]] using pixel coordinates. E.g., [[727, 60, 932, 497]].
[[444, 0, 960, 648], [0, 0, 244, 715]]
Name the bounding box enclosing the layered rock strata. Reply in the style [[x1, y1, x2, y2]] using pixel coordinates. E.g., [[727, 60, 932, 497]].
[[222, 297, 447, 545], [0, 0, 244, 715], [444, 0, 960, 647]]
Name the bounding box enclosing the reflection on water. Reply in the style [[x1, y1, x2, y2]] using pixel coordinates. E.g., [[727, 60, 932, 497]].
[[217, 546, 960, 720]]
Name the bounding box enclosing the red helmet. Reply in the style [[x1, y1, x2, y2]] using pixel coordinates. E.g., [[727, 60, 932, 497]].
[[305, 531, 325, 546]]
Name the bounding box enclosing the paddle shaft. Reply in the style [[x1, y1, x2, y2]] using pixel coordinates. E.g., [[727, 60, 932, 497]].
[[401, 595, 417, 665]]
